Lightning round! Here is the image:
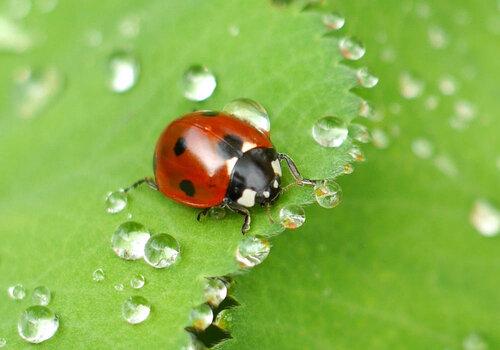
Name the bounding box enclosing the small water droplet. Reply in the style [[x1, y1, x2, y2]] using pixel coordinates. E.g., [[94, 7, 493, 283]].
[[235, 236, 271, 268], [130, 274, 145, 289], [312, 116, 348, 148], [399, 72, 424, 99], [424, 95, 440, 110], [0, 338, 6, 348], [279, 204, 306, 229], [358, 100, 373, 118], [0, 17, 33, 53], [228, 24, 240, 37], [8, 284, 26, 300], [18, 306, 59, 344], [114, 283, 124, 292], [428, 25, 448, 49], [105, 189, 128, 214], [84, 29, 102, 47], [348, 145, 366, 162], [314, 180, 342, 208], [470, 200, 500, 237], [5, 0, 31, 19], [144, 233, 181, 269], [32, 286, 51, 306], [182, 65, 217, 102], [92, 268, 105, 282], [322, 12, 345, 30], [342, 163, 354, 174], [463, 332, 488, 350], [203, 278, 227, 307], [356, 67, 379, 88], [122, 296, 151, 324], [13, 66, 64, 119], [111, 222, 151, 260], [450, 100, 476, 130], [182, 334, 206, 350], [189, 304, 213, 331], [108, 51, 139, 93], [36, 0, 58, 13], [411, 138, 434, 159], [433, 154, 458, 177], [348, 123, 371, 143], [223, 98, 270, 132], [338, 37, 365, 60], [438, 75, 458, 96], [208, 207, 226, 220], [118, 15, 141, 38], [371, 128, 390, 149], [380, 46, 396, 63], [213, 309, 233, 331]]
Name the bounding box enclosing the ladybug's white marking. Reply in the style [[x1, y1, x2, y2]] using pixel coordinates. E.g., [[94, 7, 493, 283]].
[[263, 191, 270, 198], [273, 179, 279, 188], [271, 159, 282, 176], [237, 189, 256, 207], [241, 142, 256, 153], [226, 157, 238, 175]]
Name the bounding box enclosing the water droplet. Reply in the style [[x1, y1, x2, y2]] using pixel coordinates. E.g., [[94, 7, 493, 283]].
[[92, 268, 105, 282], [371, 128, 390, 149], [343, 163, 354, 174], [182, 65, 217, 102], [470, 200, 500, 237], [235, 236, 271, 268], [84, 29, 102, 47], [114, 283, 124, 292], [111, 222, 150, 260], [144, 233, 181, 269], [433, 154, 458, 177], [322, 12, 345, 30], [463, 332, 488, 350], [5, 0, 31, 19], [228, 24, 240, 37], [36, 0, 58, 13], [8, 284, 26, 300], [411, 138, 434, 159], [450, 100, 476, 130], [424, 95, 440, 110], [0, 17, 33, 53], [0, 338, 6, 348], [32, 286, 51, 306], [18, 306, 59, 344], [105, 189, 128, 214], [358, 100, 373, 118], [312, 116, 348, 148], [348, 145, 366, 162], [380, 47, 396, 63], [428, 25, 448, 49], [348, 123, 371, 143], [438, 75, 458, 96], [280, 204, 306, 229], [314, 180, 342, 208], [208, 207, 226, 220], [356, 67, 379, 88], [189, 304, 213, 331], [338, 37, 365, 60], [399, 72, 424, 99], [108, 51, 139, 93], [130, 274, 145, 289], [223, 98, 270, 132], [213, 309, 233, 331], [182, 334, 206, 350], [122, 296, 151, 324], [203, 278, 227, 307], [13, 66, 64, 119], [118, 15, 141, 38]]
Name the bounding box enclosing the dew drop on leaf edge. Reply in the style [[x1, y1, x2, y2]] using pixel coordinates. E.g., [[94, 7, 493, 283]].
[[279, 204, 306, 229], [203, 278, 227, 307], [338, 37, 365, 61], [189, 304, 213, 331], [235, 236, 271, 269], [314, 180, 343, 209]]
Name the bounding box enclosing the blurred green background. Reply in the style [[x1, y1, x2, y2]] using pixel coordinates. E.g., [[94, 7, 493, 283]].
[[1, 0, 499, 349]]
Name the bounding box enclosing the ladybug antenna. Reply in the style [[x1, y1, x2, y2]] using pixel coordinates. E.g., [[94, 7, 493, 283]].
[[124, 177, 158, 193]]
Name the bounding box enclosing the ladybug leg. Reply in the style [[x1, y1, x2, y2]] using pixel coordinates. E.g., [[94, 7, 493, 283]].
[[124, 177, 158, 193], [278, 153, 317, 186], [225, 202, 251, 234], [196, 208, 211, 222]]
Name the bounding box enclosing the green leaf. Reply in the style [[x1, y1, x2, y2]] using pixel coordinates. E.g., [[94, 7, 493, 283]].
[[0, 0, 363, 348], [224, 0, 500, 349]]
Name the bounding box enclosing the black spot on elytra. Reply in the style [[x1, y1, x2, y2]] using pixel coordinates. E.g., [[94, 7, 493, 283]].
[[217, 134, 243, 159], [179, 179, 195, 197], [201, 110, 219, 117], [174, 137, 186, 156]]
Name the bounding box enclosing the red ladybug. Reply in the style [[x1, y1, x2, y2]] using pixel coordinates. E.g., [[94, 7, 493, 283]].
[[126, 110, 315, 233]]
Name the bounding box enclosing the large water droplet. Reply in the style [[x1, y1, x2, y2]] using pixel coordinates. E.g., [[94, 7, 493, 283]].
[[235, 236, 271, 268], [130, 274, 146, 289], [322, 12, 345, 30], [411, 138, 434, 159], [312, 117, 348, 148], [223, 98, 270, 132], [314, 180, 342, 208], [18, 306, 59, 344], [399, 72, 424, 99], [144, 233, 181, 268], [32, 286, 51, 306], [338, 37, 365, 60], [105, 189, 128, 214], [0, 17, 33, 53], [122, 296, 151, 324], [203, 278, 227, 307], [348, 123, 371, 143], [463, 332, 488, 350], [356, 67, 379, 88], [182, 65, 217, 101], [92, 268, 105, 282], [280, 204, 306, 229], [371, 128, 390, 149], [13, 66, 64, 119], [428, 25, 448, 49], [213, 309, 233, 331], [108, 51, 139, 93], [470, 200, 500, 237], [111, 222, 151, 260], [189, 304, 213, 331], [8, 284, 26, 300]]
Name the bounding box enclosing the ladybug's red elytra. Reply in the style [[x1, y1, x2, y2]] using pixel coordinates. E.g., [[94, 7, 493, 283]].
[[126, 110, 316, 233]]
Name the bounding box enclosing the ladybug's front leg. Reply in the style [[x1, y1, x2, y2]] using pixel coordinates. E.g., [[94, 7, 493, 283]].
[[278, 153, 317, 187], [124, 176, 158, 193]]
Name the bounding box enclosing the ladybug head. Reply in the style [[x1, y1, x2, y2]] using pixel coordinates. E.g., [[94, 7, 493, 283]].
[[226, 147, 282, 208]]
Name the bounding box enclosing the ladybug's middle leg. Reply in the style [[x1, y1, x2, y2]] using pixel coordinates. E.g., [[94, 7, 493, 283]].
[[124, 176, 158, 193], [278, 153, 317, 186], [225, 202, 251, 234]]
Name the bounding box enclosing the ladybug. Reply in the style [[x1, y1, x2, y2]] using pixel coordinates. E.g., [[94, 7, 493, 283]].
[[126, 110, 315, 233]]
